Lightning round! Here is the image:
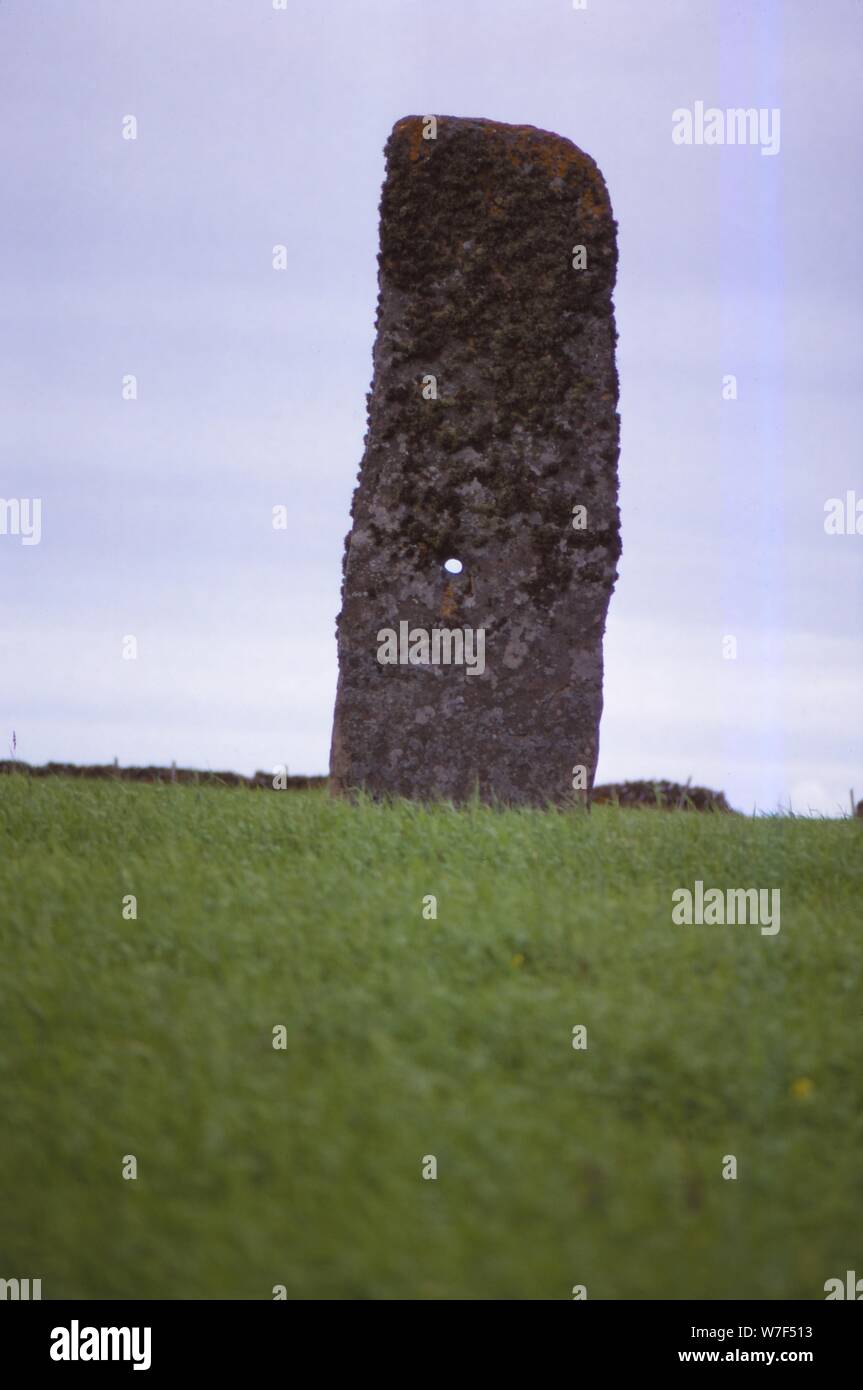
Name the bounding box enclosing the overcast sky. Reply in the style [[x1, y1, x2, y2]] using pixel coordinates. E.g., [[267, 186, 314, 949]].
[[1, 0, 860, 813]]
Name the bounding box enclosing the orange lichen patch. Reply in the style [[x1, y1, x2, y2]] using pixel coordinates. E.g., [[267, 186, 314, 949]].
[[494, 124, 597, 182], [579, 181, 609, 219], [392, 116, 609, 203], [393, 115, 427, 165], [440, 582, 459, 621]]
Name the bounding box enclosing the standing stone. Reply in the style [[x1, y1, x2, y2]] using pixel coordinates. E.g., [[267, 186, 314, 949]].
[[330, 115, 620, 806]]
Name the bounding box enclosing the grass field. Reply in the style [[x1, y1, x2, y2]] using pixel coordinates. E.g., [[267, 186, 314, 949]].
[[1, 777, 861, 1300]]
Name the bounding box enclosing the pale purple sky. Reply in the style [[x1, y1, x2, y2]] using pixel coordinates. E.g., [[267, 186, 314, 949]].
[[1, 0, 860, 812]]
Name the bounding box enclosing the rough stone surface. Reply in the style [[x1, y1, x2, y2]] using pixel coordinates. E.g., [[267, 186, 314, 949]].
[[330, 115, 620, 805]]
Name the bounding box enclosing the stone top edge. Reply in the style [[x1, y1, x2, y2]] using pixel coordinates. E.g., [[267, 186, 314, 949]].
[[389, 114, 606, 185], [393, 113, 592, 150]]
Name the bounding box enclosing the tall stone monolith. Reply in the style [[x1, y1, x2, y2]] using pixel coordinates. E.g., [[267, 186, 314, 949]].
[[330, 115, 620, 805]]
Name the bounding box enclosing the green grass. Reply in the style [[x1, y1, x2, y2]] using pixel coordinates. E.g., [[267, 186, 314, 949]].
[[1, 777, 861, 1300]]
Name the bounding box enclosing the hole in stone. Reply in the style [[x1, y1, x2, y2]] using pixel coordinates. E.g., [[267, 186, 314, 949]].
[[443, 557, 463, 575]]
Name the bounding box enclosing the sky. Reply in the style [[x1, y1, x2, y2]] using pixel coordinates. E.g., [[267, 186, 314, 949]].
[[1, 0, 860, 813]]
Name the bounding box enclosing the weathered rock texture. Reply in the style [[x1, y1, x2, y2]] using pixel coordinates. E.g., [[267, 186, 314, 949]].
[[330, 115, 620, 805]]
